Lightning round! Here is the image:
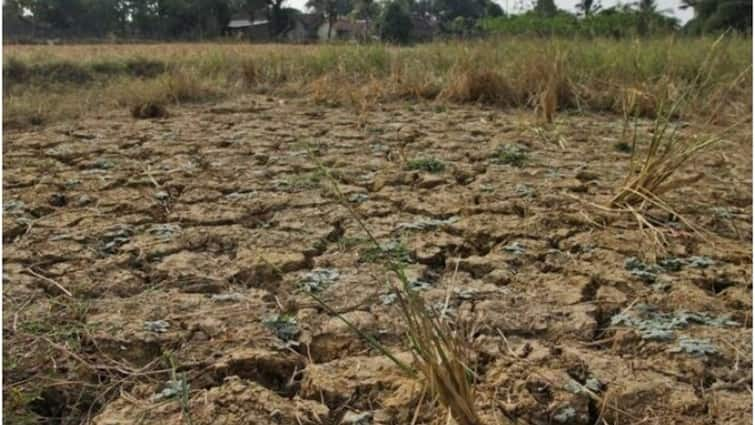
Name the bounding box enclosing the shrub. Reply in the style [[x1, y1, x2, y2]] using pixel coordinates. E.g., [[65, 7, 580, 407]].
[[406, 158, 446, 173]]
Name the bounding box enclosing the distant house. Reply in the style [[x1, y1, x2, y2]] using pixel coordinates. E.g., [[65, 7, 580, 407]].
[[317, 18, 369, 41], [284, 13, 323, 43], [227, 13, 271, 41]]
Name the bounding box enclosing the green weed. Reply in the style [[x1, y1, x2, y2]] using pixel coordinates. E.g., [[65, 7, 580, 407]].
[[492, 144, 528, 167], [406, 158, 445, 173], [359, 240, 412, 264]]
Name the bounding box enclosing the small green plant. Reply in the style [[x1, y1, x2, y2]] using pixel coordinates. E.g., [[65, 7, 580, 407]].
[[492, 144, 528, 167], [337, 236, 370, 251], [359, 240, 412, 264], [279, 170, 325, 190], [263, 314, 300, 342], [162, 353, 193, 425], [4, 387, 41, 425], [406, 158, 445, 173]]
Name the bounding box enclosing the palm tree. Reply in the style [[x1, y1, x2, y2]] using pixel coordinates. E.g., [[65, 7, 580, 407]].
[[575, 0, 601, 17], [635, 0, 676, 35]]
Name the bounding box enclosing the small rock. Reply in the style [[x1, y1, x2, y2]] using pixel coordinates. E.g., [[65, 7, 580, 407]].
[[484, 269, 513, 286], [416, 175, 445, 189], [349, 193, 368, 203], [670, 337, 717, 357], [458, 255, 496, 278], [341, 411, 372, 425], [211, 293, 244, 303], [379, 293, 397, 305], [94, 158, 114, 169], [196, 317, 224, 338], [585, 377, 603, 392], [77, 194, 93, 206], [143, 320, 170, 333], [502, 241, 526, 255], [595, 285, 627, 305], [553, 406, 577, 423]]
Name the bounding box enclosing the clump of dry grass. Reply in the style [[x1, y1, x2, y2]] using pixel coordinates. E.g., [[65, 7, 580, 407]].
[[442, 67, 515, 106], [602, 93, 721, 253], [524, 51, 574, 122], [390, 270, 483, 425], [116, 68, 218, 115], [610, 35, 734, 212], [239, 59, 258, 87], [161, 68, 217, 103], [309, 75, 343, 106], [303, 156, 490, 425], [599, 34, 746, 254], [610, 104, 716, 209], [130, 101, 168, 119]]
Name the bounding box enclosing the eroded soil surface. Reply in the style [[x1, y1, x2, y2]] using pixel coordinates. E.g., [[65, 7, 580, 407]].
[[3, 96, 753, 425]]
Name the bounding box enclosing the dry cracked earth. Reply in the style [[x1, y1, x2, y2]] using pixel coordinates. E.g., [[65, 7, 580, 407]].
[[3, 95, 753, 425]]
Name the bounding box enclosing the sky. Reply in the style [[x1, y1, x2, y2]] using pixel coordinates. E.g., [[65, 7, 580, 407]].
[[287, 0, 695, 23]]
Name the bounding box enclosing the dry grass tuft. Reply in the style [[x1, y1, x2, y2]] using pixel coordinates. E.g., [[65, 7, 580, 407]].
[[610, 36, 731, 210], [161, 69, 216, 103], [609, 106, 717, 209], [240, 59, 258, 88], [306, 156, 492, 425], [528, 51, 573, 122], [130, 101, 168, 119], [389, 271, 484, 425], [309, 75, 343, 106], [443, 68, 515, 106], [603, 35, 743, 253]]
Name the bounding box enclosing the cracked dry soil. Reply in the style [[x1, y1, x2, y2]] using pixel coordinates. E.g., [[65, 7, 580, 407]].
[[3, 95, 752, 425]]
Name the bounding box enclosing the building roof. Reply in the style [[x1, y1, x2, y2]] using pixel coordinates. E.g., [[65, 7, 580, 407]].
[[228, 17, 252, 28], [228, 18, 268, 29]]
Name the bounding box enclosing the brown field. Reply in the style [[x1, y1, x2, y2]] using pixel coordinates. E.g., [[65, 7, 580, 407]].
[[3, 39, 753, 425]]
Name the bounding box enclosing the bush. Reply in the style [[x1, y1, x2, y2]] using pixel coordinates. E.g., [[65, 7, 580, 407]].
[[481, 8, 678, 38]]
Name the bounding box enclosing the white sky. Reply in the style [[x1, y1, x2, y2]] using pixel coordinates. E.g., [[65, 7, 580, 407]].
[[287, 0, 695, 23]]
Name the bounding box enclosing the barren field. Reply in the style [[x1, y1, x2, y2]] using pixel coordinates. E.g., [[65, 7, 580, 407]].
[[3, 89, 753, 425]]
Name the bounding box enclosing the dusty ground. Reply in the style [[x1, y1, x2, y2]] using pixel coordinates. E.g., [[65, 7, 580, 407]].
[[3, 96, 753, 425]]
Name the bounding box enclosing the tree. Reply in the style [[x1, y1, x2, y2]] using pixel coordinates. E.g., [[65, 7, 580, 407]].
[[682, 0, 752, 33], [483, 0, 503, 17], [534, 0, 558, 16], [635, 0, 666, 35], [432, 0, 482, 22], [576, 0, 601, 17], [379, 0, 412, 43]]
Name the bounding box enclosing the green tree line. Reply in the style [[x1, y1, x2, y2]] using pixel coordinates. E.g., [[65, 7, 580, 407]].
[[1, 0, 502, 39], [2, 0, 751, 41], [481, 0, 751, 38]]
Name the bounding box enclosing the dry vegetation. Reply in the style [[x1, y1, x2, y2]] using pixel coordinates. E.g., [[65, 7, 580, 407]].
[[3, 36, 752, 128]]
